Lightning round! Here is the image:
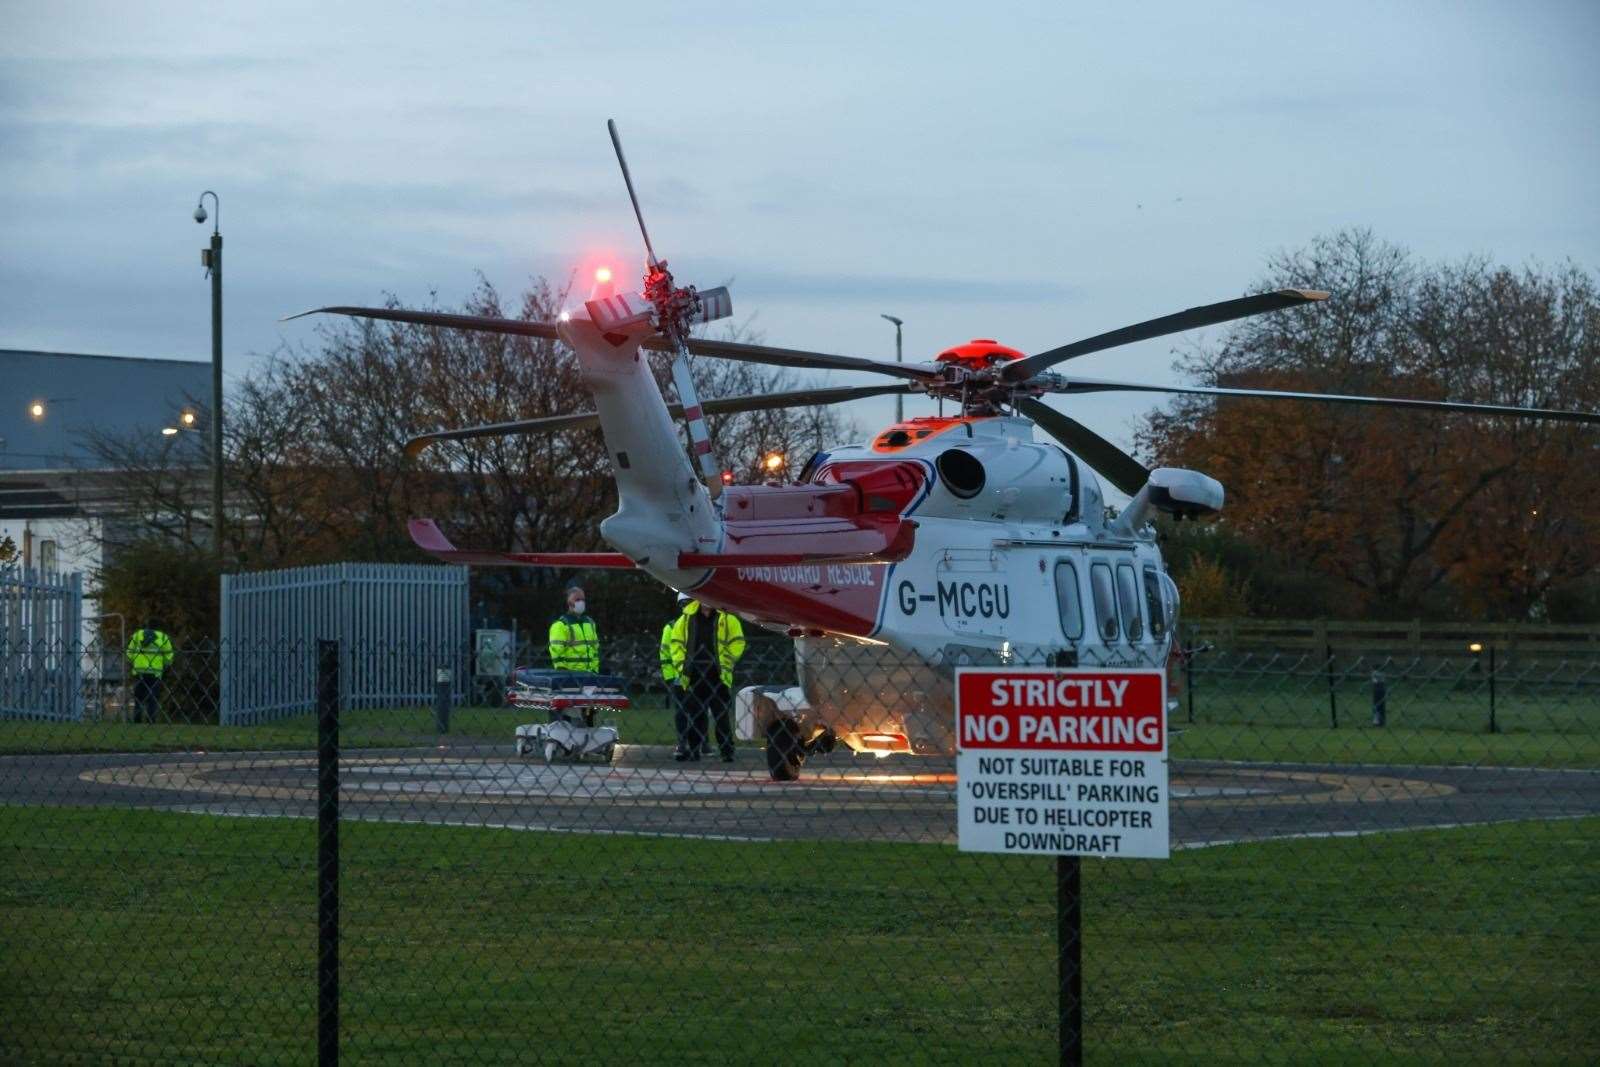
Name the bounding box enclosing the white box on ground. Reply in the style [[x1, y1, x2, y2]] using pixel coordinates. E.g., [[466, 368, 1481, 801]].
[[734, 684, 807, 741], [955, 667, 1169, 859]]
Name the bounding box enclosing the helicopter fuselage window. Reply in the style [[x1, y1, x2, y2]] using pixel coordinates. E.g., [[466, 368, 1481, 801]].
[[1116, 563, 1144, 642], [1054, 561, 1084, 642], [1090, 562, 1119, 642], [1143, 566, 1167, 640]]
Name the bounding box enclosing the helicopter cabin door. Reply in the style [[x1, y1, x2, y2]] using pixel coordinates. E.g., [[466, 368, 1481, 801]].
[[934, 549, 1012, 641]]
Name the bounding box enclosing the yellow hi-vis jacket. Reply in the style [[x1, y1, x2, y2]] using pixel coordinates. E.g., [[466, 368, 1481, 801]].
[[126, 629, 175, 676], [659, 620, 679, 684], [548, 614, 600, 672], [665, 601, 746, 689]]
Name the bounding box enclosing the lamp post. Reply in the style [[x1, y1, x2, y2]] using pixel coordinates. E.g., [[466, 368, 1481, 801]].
[[27, 397, 76, 421], [194, 192, 223, 560], [880, 314, 904, 423]]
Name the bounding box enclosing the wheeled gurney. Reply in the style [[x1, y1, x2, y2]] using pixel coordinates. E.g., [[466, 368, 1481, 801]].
[[506, 668, 629, 763]]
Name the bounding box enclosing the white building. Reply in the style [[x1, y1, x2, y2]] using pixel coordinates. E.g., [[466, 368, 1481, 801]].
[[2, 348, 213, 642]]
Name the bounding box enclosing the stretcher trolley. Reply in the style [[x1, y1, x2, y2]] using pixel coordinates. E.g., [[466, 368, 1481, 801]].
[[506, 668, 630, 764]]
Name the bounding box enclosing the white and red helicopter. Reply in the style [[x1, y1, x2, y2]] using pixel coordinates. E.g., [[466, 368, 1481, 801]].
[[295, 122, 1600, 779]]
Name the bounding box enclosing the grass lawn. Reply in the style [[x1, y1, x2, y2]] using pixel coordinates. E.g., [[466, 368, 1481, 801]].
[[4, 710, 1594, 771], [1184, 669, 1595, 736], [0, 695, 691, 756], [1169, 721, 1600, 768], [4, 667, 1595, 769], [2, 807, 1595, 1064]]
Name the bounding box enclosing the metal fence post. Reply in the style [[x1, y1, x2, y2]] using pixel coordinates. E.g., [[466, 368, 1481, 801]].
[[1058, 855, 1082, 1067], [1488, 644, 1498, 735], [1371, 669, 1386, 727], [317, 639, 340, 1066], [434, 667, 451, 734], [1325, 642, 1338, 729], [1184, 628, 1197, 725]]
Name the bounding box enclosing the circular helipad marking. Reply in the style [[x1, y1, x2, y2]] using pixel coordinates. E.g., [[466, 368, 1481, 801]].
[[81, 755, 1454, 812]]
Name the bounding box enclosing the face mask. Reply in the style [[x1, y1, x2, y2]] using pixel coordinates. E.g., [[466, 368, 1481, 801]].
[[571, 600, 586, 615]]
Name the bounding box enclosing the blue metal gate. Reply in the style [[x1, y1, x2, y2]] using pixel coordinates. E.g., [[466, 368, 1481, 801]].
[[220, 562, 469, 724], [0, 567, 84, 720]]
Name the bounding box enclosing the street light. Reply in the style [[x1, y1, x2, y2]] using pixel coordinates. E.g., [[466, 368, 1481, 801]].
[[880, 314, 904, 423], [162, 412, 201, 436], [194, 191, 224, 561], [28, 397, 75, 421]]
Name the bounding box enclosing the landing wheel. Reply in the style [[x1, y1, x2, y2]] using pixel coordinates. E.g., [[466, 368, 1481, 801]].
[[807, 725, 838, 756], [765, 717, 804, 781]]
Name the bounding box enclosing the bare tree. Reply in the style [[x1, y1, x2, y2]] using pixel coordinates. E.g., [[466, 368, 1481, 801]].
[[1140, 230, 1600, 620], [82, 276, 856, 593]]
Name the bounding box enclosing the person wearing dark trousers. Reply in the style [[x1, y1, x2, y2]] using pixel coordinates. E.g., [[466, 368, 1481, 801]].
[[661, 594, 694, 758], [125, 619, 174, 724], [666, 598, 746, 763]]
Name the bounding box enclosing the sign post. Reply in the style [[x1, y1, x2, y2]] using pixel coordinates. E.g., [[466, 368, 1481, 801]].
[[955, 667, 1170, 1065]]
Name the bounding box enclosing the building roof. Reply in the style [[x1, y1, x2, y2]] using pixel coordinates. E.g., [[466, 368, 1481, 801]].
[[1, 349, 213, 473]]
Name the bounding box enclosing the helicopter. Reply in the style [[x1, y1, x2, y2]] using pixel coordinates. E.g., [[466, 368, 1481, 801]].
[[294, 121, 1600, 780]]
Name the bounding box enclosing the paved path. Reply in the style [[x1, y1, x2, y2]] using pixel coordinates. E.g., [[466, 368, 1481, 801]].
[[1, 745, 1595, 845]]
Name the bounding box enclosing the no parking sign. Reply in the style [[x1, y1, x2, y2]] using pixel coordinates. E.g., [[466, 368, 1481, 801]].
[[955, 667, 1170, 859]]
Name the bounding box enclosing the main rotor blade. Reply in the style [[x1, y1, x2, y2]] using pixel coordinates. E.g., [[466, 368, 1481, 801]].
[[1046, 376, 1600, 425], [1013, 396, 1149, 496], [680, 335, 937, 381], [283, 305, 562, 341], [1003, 289, 1330, 383], [607, 119, 659, 267], [404, 383, 910, 457], [286, 306, 934, 381]]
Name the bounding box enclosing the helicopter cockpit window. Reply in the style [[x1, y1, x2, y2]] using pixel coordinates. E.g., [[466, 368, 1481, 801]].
[[1090, 562, 1119, 642], [1142, 566, 1167, 640], [1116, 563, 1144, 642], [1054, 561, 1084, 642]]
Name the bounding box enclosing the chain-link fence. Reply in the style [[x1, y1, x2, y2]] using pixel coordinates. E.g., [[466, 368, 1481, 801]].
[[2, 630, 1596, 1062]]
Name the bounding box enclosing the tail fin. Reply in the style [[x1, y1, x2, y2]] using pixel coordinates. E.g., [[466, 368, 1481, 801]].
[[557, 307, 721, 584]]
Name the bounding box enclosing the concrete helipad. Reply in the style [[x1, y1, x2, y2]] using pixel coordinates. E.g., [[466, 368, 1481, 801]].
[[2, 743, 1593, 845]]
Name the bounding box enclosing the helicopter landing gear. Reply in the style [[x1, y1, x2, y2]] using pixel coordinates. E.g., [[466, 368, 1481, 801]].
[[765, 718, 804, 781], [764, 718, 837, 781]]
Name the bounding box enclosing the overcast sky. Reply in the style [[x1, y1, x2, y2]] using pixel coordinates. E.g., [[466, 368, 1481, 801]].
[[3, 1, 1597, 479]]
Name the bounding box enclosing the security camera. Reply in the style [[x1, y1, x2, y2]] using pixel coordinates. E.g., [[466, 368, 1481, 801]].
[[193, 204, 207, 224]]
